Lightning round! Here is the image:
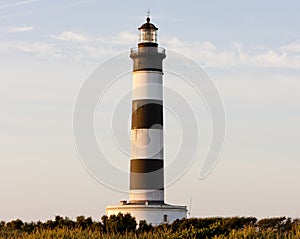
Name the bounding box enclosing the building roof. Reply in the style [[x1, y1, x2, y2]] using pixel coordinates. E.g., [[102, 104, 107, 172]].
[[138, 17, 158, 30]]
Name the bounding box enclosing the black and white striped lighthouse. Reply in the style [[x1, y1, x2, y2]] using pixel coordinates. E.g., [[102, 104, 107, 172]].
[[129, 17, 166, 204], [106, 16, 187, 225]]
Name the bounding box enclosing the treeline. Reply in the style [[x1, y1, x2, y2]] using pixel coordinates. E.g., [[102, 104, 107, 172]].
[[0, 214, 137, 234], [1, 214, 300, 239]]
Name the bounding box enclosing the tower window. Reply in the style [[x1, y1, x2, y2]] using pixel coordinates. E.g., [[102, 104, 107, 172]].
[[163, 214, 168, 223]]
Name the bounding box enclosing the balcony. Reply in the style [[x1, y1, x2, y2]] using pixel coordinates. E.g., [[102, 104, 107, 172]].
[[130, 47, 165, 55]]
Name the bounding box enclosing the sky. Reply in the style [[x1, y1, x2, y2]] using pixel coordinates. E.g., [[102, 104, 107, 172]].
[[0, 0, 300, 222]]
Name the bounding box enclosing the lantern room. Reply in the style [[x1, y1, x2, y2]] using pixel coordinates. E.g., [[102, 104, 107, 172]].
[[138, 17, 158, 46]]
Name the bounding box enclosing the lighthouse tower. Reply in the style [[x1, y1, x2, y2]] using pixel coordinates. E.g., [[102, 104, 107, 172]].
[[106, 17, 187, 225], [129, 16, 166, 204]]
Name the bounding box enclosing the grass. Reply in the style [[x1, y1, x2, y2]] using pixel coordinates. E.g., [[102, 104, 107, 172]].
[[1, 225, 300, 239]]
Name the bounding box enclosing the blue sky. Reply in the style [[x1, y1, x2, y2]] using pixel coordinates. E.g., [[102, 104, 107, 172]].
[[0, 0, 300, 221]]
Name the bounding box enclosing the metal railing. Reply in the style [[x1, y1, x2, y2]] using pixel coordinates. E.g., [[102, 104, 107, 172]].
[[130, 47, 165, 55]]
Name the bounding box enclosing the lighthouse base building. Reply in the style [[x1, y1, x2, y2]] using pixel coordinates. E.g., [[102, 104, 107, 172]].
[[106, 202, 187, 225], [106, 17, 187, 225]]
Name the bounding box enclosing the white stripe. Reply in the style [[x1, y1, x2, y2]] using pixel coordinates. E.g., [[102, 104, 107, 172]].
[[131, 129, 163, 159], [132, 71, 163, 100], [130, 189, 164, 202]]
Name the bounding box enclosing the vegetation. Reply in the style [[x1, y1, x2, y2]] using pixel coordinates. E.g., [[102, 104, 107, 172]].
[[1, 214, 300, 239]]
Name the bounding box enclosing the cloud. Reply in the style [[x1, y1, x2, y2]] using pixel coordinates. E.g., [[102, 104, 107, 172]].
[[7, 26, 34, 33], [1, 29, 300, 68], [0, 30, 135, 62], [0, 0, 92, 20], [50, 31, 136, 60], [279, 42, 300, 53], [53, 31, 87, 43], [0, 41, 62, 59], [162, 37, 300, 68], [111, 31, 136, 45], [0, 26, 34, 34], [53, 30, 136, 46], [0, 0, 39, 10], [244, 15, 257, 23]]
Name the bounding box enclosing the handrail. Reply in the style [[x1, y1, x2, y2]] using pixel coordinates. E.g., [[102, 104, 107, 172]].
[[130, 47, 165, 54]]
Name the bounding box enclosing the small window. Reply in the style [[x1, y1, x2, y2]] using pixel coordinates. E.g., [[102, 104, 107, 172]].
[[163, 214, 168, 223]]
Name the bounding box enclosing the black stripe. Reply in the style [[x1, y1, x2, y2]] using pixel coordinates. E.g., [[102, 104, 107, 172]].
[[130, 159, 163, 173], [133, 68, 162, 72], [138, 43, 158, 47], [130, 159, 164, 190], [132, 100, 163, 129]]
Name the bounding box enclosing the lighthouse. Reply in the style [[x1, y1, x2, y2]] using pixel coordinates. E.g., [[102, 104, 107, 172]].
[[106, 16, 187, 225]]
